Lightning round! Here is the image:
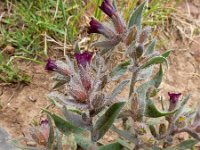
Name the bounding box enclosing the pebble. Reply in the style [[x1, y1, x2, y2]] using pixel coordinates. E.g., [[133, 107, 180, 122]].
[[28, 96, 37, 102], [26, 141, 37, 147], [3, 45, 15, 55]]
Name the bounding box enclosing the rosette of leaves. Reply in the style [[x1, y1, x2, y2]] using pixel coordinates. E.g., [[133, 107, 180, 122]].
[[44, 48, 129, 149]]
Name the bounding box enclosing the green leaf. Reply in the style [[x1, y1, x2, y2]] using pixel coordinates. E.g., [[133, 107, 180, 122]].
[[62, 106, 91, 130], [112, 0, 117, 9], [98, 142, 123, 150], [43, 109, 83, 136], [111, 126, 138, 144], [74, 42, 80, 53], [128, 1, 146, 30], [162, 50, 171, 58], [109, 80, 129, 101], [141, 56, 168, 69], [52, 80, 67, 89], [144, 39, 156, 56], [165, 139, 198, 150], [47, 115, 54, 150], [92, 102, 125, 142], [145, 98, 177, 118], [74, 134, 92, 150], [111, 60, 131, 80], [136, 65, 163, 119]]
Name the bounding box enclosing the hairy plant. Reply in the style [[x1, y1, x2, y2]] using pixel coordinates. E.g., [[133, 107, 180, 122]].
[[30, 0, 200, 149]]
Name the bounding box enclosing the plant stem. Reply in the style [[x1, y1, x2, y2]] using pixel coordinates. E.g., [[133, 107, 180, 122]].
[[129, 69, 139, 98]]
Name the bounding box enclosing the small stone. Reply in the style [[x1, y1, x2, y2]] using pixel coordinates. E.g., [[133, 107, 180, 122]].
[[177, 133, 186, 141], [3, 45, 15, 54], [26, 141, 37, 147], [28, 96, 37, 102]]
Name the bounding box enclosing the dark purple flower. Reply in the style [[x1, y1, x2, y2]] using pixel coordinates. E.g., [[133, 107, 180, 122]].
[[168, 92, 181, 104], [88, 18, 104, 34], [99, 0, 116, 18], [74, 51, 93, 68], [40, 119, 48, 125], [45, 58, 57, 71], [39, 118, 49, 142]]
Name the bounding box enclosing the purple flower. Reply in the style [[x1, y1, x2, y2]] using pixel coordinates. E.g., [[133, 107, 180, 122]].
[[168, 92, 181, 104], [99, 0, 116, 18], [74, 51, 93, 68], [88, 18, 104, 34], [45, 58, 57, 71], [40, 118, 50, 142]]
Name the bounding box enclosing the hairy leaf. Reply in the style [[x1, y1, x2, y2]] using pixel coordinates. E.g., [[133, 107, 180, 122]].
[[63, 106, 91, 130], [136, 65, 163, 119], [43, 109, 83, 136], [92, 102, 125, 142], [109, 80, 129, 101], [137, 66, 153, 81], [144, 39, 156, 56], [47, 115, 54, 149], [165, 139, 198, 150], [74, 134, 92, 150], [98, 142, 123, 150], [145, 98, 177, 118], [111, 126, 138, 144], [48, 92, 88, 109], [92, 37, 121, 49], [111, 60, 131, 80], [128, 1, 146, 30], [141, 56, 168, 69], [162, 50, 171, 58]]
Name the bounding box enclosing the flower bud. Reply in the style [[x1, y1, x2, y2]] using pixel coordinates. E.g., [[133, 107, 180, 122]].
[[99, 0, 116, 18], [149, 125, 157, 138], [134, 122, 147, 135], [45, 58, 58, 71], [175, 116, 186, 128], [138, 26, 151, 43], [136, 44, 144, 58], [168, 92, 181, 111], [74, 51, 93, 68], [159, 123, 166, 136], [45, 58, 70, 76], [88, 18, 115, 38]]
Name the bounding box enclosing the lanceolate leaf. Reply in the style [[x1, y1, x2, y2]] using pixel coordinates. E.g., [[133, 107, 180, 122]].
[[92, 102, 125, 142], [141, 56, 168, 69], [98, 142, 123, 150], [47, 115, 54, 150], [136, 65, 163, 119], [62, 106, 91, 130], [128, 1, 146, 30], [111, 60, 131, 80], [144, 39, 156, 56], [74, 134, 92, 150], [109, 80, 129, 101], [145, 98, 177, 118], [164, 139, 198, 150], [162, 50, 171, 58], [43, 109, 83, 136], [111, 126, 138, 144]]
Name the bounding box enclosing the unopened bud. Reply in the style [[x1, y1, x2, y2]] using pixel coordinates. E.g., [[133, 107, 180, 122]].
[[159, 123, 166, 136], [136, 44, 144, 58], [139, 26, 151, 43], [175, 116, 186, 128], [149, 125, 157, 138], [134, 122, 147, 135]]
